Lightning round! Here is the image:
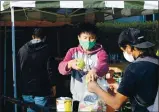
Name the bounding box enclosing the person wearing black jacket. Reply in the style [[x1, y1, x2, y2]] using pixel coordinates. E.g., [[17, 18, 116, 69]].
[[18, 28, 56, 112], [87, 28, 158, 112]]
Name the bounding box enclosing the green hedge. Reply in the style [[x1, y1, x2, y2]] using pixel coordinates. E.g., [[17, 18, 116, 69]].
[[96, 21, 158, 31], [96, 21, 159, 51]]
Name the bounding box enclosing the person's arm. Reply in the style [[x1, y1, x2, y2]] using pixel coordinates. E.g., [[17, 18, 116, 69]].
[[88, 66, 136, 109], [47, 57, 57, 96], [86, 50, 109, 82], [95, 85, 128, 110], [17, 50, 23, 96], [58, 48, 74, 75], [93, 49, 109, 77], [47, 57, 56, 87]]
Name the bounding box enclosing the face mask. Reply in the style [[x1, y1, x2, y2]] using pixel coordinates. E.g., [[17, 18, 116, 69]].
[[79, 40, 96, 50], [123, 52, 134, 62]]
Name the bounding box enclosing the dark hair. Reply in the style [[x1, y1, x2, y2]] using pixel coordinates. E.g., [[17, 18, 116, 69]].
[[78, 23, 97, 36], [33, 28, 45, 39], [137, 47, 158, 58]]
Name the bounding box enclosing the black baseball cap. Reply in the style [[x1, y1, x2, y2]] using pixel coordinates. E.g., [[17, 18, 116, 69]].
[[118, 28, 155, 49]]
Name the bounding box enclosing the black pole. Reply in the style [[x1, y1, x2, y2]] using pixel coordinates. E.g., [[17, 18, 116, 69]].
[[0, 26, 4, 112]]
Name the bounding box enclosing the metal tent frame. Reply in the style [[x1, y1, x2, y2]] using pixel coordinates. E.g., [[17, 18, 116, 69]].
[[0, 1, 158, 112]]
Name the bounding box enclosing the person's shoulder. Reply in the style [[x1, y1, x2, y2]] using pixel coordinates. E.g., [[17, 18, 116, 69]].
[[127, 61, 145, 69], [96, 45, 108, 55], [96, 44, 107, 52], [19, 42, 29, 52], [67, 46, 80, 53], [126, 60, 155, 74], [133, 59, 157, 67]]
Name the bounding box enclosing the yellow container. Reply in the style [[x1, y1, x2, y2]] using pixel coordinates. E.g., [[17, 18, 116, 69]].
[[56, 97, 72, 112]]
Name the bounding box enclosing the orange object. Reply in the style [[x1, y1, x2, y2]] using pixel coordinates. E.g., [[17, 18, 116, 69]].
[[106, 105, 115, 112], [107, 78, 116, 84]]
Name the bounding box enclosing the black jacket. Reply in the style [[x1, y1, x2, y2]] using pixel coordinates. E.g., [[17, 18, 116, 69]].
[[18, 40, 56, 96]]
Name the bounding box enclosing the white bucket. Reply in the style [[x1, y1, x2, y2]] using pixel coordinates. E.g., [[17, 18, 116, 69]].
[[56, 97, 72, 112]]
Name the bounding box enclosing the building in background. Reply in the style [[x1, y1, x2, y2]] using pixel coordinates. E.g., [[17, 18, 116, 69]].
[[115, 13, 159, 22]]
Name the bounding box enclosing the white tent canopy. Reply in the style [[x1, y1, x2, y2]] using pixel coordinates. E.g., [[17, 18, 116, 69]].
[[0, 1, 159, 112], [1, 1, 159, 11], [1, 1, 159, 22]]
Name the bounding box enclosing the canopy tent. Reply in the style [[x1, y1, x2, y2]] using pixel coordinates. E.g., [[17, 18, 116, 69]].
[[0, 1, 159, 112], [1, 1, 159, 26]]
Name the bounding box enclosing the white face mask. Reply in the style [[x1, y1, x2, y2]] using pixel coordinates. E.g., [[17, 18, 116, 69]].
[[123, 52, 134, 62]]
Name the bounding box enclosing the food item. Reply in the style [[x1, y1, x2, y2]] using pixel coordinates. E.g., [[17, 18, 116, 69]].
[[79, 99, 106, 112], [79, 78, 108, 112], [76, 58, 85, 69]]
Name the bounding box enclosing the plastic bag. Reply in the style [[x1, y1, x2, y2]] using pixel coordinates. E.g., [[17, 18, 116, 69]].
[[79, 78, 108, 112]]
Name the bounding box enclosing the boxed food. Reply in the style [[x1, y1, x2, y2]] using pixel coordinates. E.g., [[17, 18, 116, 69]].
[[79, 78, 108, 112]]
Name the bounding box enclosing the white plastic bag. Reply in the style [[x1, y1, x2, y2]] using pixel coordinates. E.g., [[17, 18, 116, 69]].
[[79, 78, 108, 112]]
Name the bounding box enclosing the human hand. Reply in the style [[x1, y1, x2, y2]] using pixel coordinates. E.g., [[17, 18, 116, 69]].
[[87, 81, 99, 93], [51, 86, 56, 97], [67, 59, 81, 70], [86, 69, 98, 83], [109, 83, 119, 94], [109, 67, 122, 73]]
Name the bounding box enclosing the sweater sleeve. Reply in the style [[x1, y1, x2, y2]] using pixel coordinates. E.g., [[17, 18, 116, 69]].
[[58, 48, 74, 75], [93, 49, 109, 77]]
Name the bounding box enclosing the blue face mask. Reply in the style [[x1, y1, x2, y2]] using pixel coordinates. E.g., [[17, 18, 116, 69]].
[[79, 40, 96, 50]]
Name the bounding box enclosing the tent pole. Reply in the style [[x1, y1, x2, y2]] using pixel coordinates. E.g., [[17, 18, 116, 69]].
[[3, 26, 7, 105], [152, 14, 155, 21], [0, 22, 4, 112], [11, 7, 17, 112]]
